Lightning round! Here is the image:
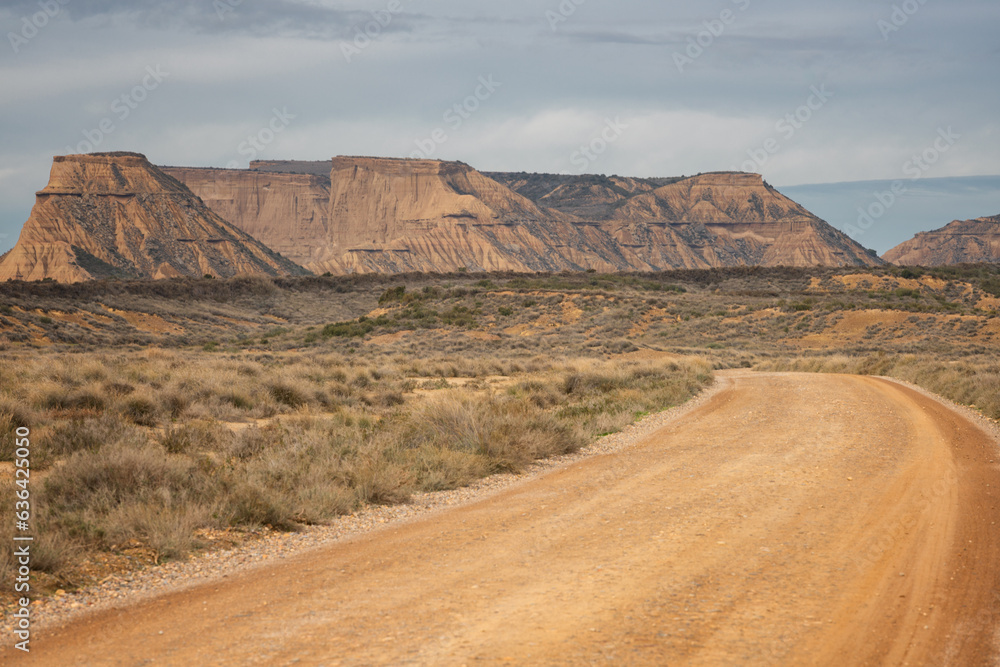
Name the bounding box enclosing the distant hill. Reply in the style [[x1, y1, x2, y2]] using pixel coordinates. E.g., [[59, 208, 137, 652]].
[[884, 214, 1000, 265]]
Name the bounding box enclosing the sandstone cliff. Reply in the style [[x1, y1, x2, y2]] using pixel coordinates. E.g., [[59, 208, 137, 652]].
[[167, 159, 880, 274], [492, 171, 882, 269], [0, 153, 308, 283], [883, 214, 1000, 266], [163, 166, 332, 268]]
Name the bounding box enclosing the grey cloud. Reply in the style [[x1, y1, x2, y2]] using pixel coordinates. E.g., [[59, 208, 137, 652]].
[[2, 0, 427, 39], [1, 0, 998, 254], [561, 29, 861, 56], [560, 31, 681, 47]]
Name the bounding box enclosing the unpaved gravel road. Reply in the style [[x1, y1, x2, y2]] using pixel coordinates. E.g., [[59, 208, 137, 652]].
[[6, 372, 1000, 666]]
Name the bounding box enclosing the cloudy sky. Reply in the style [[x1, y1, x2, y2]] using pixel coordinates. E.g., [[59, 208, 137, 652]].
[[2, 0, 998, 253]]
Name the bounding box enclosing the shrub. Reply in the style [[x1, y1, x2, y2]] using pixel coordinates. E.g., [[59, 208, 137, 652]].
[[346, 450, 415, 505], [104, 382, 136, 397], [402, 393, 581, 473], [162, 392, 189, 419], [219, 391, 254, 411], [226, 426, 280, 460], [223, 483, 297, 530], [43, 444, 203, 511], [120, 396, 160, 426], [40, 415, 142, 458], [378, 285, 406, 305], [322, 320, 377, 338], [269, 382, 307, 408], [159, 426, 194, 454], [27, 526, 80, 575], [40, 442, 216, 552], [162, 422, 232, 454]]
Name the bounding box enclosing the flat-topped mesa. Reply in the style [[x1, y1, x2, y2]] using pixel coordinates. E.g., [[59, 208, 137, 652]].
[[884, 214, 1000, 265], [328, 155, 549, 226], [319, 156, 562, 271], [40, 152, 191, 196], [0, 153, 308, 283], [166, 157, 882, 274], [685, 172, 766, 187], [331, 156, 473, 176]]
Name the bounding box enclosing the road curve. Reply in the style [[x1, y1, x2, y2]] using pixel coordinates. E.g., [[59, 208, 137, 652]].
[[7, 372, 1000, 666]]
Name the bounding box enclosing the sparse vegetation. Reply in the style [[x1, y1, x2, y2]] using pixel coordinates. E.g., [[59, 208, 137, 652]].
[[1, 265, 999, 603], [0, 341, 711, 597]]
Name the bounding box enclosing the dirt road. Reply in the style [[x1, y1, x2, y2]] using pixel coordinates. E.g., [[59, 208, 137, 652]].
[[8, 372, 1000, 666]]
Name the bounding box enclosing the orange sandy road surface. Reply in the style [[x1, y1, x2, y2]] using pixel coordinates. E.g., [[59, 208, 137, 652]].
[[6, 372, 1000, 666]]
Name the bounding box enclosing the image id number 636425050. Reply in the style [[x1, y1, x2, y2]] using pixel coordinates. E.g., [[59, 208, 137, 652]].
[[12, 426, 32, 653]]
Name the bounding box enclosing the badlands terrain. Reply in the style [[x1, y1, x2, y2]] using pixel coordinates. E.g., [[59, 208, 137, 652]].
[[0, 153, 999, 665], [885, 213, 1000, 266], [0, 265, 999, 664]]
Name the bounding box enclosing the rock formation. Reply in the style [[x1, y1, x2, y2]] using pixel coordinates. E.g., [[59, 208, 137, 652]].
[[491, 171, 881, 269], [0, 153, 308, 283], [883, 214, 1000, 266], [163, 164, 332, 268], [165, 159, 881, 274]]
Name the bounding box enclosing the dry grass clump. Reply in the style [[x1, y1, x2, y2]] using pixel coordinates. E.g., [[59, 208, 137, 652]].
[[398, 392, 582, 474], [40, 440, 218, 560], [0, 479, 81, 589], [39, 414, 143, 459], [523, 357, 714, 438]]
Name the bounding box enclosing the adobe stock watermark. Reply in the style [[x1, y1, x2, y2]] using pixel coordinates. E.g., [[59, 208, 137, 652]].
[[570, 117, 629, 172], [214, 0, 243, 21], [224, 107, 296, 169], [11, 425, 33, 652], [878, 0, 930, 40], [673, 0, 751, 73], [546, 0, 586, 32], [409, 75, 502, 160], [848, 475, 951, 573], [341, 0, 403, 63], [8, 0, 70, 55], [63, 65, 169, 155], [845, 126, 960, 238], [732, 85, 833, 173]]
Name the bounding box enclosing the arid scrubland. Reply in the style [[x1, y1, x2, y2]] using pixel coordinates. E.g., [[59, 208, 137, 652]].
[[0, 345, 711, 597], [1, 264, 998, 600]]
